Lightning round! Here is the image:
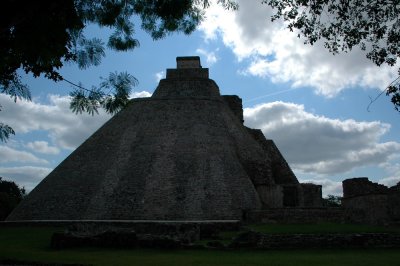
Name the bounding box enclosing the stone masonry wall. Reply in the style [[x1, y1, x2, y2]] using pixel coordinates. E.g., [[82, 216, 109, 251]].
[[343, 177, 388, 197], [246, 128, 298, 185], [231, 231, 400, 249], [255, 185, 283, 208], [246, 208, 345, 224], [299, 183, 323, 207], [177, 56, 202, 68], [389, 184, 400, 221], [222, 95, 244, 123], [342, 177, 400, 225], [342, 194, 390, 224]]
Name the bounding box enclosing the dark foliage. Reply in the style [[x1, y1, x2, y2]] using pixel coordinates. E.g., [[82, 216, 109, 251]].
[[69, 72, 138, 115], [263, 0, 400, 111], [0, 177, 26, 220], [0, 104, 15, 142], [0, 0, 237, 141], [0, 0, 237, 88], [323, 194, 342, 207], [0, 123, 15, 143]]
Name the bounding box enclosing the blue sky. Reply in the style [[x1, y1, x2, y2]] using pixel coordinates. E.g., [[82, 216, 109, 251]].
[[1, 1, 399, 195]]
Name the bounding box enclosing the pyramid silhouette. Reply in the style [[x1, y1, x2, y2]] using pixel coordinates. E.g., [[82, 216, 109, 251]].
[[8, 57, 306, 221]]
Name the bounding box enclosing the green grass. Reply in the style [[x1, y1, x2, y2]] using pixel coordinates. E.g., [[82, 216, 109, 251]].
[[1, 225, 400, 266]]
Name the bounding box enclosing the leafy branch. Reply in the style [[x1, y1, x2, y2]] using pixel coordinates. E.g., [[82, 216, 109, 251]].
[[69, 72, 138, 115], [367, 75, 400, 112], [0, 77, 30, 142]]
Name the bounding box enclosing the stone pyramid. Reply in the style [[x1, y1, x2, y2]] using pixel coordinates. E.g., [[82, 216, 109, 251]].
[[8, 57, 312, 221]]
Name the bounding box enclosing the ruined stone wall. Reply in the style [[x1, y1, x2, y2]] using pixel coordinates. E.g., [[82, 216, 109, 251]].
[[389, 184, 400, 222], [342, 177, 400, 225], [298, 183, 323, 207], [244, 128, 323, 208], [246, 207, 344, 224], [176, 56, 202, 68], [231, 231, 400, 249], [342, 194, 390, 224], [255, 185, 283, 208], [343, 177, 388, 197]]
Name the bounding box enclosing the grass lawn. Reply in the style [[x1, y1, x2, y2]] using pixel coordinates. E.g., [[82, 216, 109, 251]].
[[1, 225, 400, 266]]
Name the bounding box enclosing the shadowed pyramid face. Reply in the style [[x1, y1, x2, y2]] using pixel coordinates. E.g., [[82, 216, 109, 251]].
[[7, 57, 304, 221]]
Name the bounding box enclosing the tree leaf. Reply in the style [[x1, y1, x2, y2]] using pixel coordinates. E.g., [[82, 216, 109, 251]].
[[0, 123, 15, 142]]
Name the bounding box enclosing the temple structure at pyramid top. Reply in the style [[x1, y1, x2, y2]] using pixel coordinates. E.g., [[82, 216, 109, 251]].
[[152, 56, 219, 98], [176, 56, 202, 68], [7, 56, 323, 222]]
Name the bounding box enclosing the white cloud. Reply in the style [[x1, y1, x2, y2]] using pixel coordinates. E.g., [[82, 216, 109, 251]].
[[196, 48, 218, 66], [130, 90, 152, 98], [154, 71, 165, 82], [0, 166, 52, 192], [379, 176, 400, 188], [26, 140, 60, 155], [1, 94, 111, 150], [299, 177, 343, 197], [379, 161, 400, 187], [0, 145, 48, 164], [244, 101, 400, 175], [199, 0, 397, 97], [2, 90, 152, 150]]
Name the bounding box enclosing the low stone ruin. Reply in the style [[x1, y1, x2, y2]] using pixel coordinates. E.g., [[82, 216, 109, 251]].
[[342, 177, 400, 225]]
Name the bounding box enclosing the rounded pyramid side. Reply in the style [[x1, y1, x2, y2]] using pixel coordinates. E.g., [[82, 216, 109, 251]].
[[7, 96, 267, 221]]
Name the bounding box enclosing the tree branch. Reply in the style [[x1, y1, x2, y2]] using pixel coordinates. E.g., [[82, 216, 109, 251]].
[[367, 75, 400, 111], [62, 77, 106, 96]]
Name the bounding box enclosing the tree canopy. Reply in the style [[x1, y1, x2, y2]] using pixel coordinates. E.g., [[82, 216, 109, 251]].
[[1, 0, 399, 142], [1, 0, 237, 89], [0, 177, 26, 220], [0, 0, 237, 141], [263, 0, 400, 111]]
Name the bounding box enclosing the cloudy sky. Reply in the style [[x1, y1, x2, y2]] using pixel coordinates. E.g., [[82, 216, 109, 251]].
[[1, 1, 399, 196]]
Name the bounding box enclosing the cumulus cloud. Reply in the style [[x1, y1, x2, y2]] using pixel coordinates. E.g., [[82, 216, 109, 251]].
[[0, 145, 48, 164], [299, 177, 343, 197], [379, 162, 400, 187], [379, 176, 400, 188], [154, 71, 165, 82], [130, 90, 152, 98], [244, 101, 400, 175], [1, 94, 111, 150], [196, 48, 218, 65], [26, 141, 60, 155], [199, 0, 397, 97], [1, 91, 154, 151], [0, 166, 52, 192]]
